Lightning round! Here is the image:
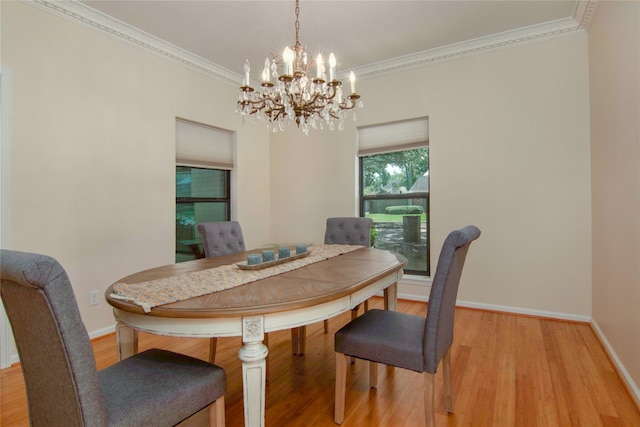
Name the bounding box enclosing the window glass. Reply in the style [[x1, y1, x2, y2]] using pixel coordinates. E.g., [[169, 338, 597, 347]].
[[360, 147, 430, 275], [176, 167, 230, 262]]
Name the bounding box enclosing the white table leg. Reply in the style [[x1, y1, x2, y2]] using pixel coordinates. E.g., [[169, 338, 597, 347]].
[[115, 321, 138, 360], [238, 316, 269, 427]]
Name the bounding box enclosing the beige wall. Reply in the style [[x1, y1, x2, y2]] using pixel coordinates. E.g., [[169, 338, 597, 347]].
[[0, 1, 271, 343], [589, 1, 640, 395], [271, 34, 593, 318]]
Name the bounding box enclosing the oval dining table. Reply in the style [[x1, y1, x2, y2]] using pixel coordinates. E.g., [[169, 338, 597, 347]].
[[105, 246, 406, 427]]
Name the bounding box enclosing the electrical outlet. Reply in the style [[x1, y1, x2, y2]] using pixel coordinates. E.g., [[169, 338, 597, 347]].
[[89, 290, 100, 306]]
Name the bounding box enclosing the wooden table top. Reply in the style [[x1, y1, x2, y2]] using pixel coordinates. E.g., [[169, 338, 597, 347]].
[[105, 247, 406, 319]]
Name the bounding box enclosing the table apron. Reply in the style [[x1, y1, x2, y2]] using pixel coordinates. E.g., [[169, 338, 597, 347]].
[[112, 269, 401, 338], [265, 270, 399, 330], [113, 308, 243, 338]]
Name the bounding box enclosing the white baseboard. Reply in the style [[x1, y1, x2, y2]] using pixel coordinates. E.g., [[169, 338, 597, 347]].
[[455, 300, 592, 323], [397, 276, 591, 322], [88, 324, 116, 340], [590, 319, 640, 408]]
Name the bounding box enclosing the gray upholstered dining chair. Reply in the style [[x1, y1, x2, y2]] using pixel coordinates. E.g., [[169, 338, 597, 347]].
[[333, 225, 481, 427], [197, 220, 246, 258], [196, 221, 252, 363], [323, 217, 374, 333], [0, 249, 227, 427]]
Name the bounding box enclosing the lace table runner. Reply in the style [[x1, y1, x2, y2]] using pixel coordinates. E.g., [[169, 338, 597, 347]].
[[111, 244, 362, 313]]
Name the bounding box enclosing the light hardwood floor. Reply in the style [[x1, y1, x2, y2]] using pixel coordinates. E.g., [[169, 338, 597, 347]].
[[2, 298, 639, 426]]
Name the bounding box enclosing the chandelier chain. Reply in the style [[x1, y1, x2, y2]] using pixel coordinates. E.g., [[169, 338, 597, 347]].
[[295, 0, 300, 46]]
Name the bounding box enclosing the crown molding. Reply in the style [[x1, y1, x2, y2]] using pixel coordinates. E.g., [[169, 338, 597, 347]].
[[24, 0, 598, 85], [24, 0, 241, 86], [574, 0, 599, 30], [353, 0, 599, 79]]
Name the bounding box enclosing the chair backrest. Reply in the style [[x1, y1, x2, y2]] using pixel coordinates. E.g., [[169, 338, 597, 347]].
[[0, 250, 108, 427], [196, 221, 246, 257], [324, 217, 373, 247], [423, 225, 481, 373]]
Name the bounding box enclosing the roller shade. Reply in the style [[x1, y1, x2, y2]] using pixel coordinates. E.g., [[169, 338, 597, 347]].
[[357, 117, 428, 156], [176, 118, 233, 169]]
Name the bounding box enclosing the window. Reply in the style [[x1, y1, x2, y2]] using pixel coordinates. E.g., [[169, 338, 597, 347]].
[[358, 118, 429, 275], [175, 119, 233, 262], [176, 167, 230, 262]]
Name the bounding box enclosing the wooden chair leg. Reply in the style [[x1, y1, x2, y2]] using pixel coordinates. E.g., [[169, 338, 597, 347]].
[[334, 353, 349, 424], [291, 327, 298, 353], [209, 396, 225, 427], [324, 319, 329, 333], [208, 338, 217, 363], [369, 361, 378, 388], [443, 347, 453, 413], [298, 325, 306, 354], [364, 299, 369, 312], [424, 373, 435, 427], [349, 307, 360, 364], [290, 326, 306, 355], [351, 306, 359, 321]]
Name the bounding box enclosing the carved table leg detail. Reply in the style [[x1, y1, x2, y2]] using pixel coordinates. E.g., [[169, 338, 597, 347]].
[[239, 316, 269, 427]]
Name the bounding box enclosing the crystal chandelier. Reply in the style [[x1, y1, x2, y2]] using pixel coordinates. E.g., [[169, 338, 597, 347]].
[[236, 0, 363, 135]]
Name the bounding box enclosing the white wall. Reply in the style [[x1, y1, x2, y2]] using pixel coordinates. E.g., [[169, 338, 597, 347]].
[[269, 126, 359, 244], [0, 1, 271, 357], [589, 0, 640, 397], [271, 35, 593, 318]]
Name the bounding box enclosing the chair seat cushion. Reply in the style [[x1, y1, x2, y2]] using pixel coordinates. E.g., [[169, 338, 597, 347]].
[[335, 309, 425, 373], [98, 349, 226, 427]]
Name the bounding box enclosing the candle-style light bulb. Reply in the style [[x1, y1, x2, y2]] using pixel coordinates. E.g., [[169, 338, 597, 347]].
[[283, 47, 294, 75], [244, 59, 251, 86], [263, 57, 271, 82], [316, 54, 323, 78], [329, 53, 336, 81], [350, 71, 356, 94]]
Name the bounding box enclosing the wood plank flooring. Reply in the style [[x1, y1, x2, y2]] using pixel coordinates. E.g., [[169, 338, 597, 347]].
[[2, 298, 639, 426]]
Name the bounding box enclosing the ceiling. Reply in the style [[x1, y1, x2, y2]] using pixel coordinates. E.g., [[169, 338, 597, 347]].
[[75, 0, 585, 82]]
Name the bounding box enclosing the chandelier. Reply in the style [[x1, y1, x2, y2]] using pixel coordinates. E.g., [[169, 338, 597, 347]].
[[236, 0, 363, 135]]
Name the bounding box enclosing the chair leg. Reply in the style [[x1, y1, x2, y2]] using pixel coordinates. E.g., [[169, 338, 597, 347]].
[[299, 326, 306, 354], [443, 347, 453, 413], [369, 362, 378, 388], [351, 306, 359, 320], [349, 307, 360, 364], [424, 373, 435, 427], [290, 326, 306, 355], [208, 338, 217, 363], [324, 319, 329, 333], [291, 327, 298, 353], [364, 299, 369, 312], [334, 353, 349, 424], [209, 396, 225, 427]]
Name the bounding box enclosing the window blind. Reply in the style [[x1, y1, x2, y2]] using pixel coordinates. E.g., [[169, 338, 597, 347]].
[[357, 117, 429, 156], [176, 118, 233, 169]]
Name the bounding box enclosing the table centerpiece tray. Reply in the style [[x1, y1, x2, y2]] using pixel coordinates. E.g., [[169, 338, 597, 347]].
[[236, 250, 311, 270]]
